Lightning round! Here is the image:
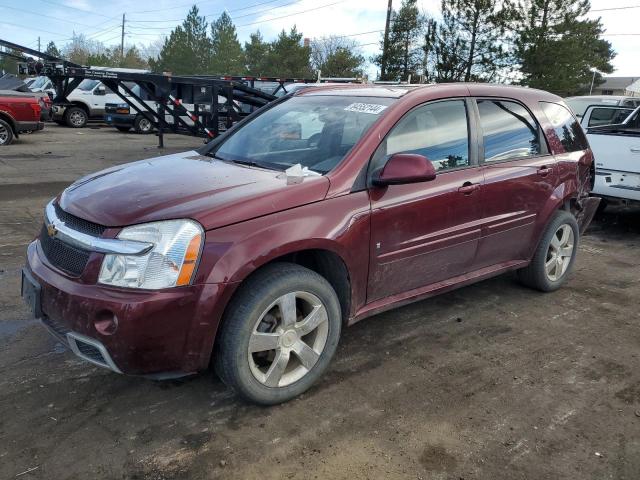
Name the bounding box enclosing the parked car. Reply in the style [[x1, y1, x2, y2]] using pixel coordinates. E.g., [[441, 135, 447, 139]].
[[0, 89, 52, 122], [0, 93, 43, 145], [22, 84, 599, 404], [104, 86, 242, 134], [584, 105, 640, 207], [52, 68, 148, 128], [578, 103, 635, 128], [565, 95, 640, 119]]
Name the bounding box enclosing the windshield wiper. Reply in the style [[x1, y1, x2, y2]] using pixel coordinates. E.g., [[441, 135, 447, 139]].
[[212, 154, 283, 171]]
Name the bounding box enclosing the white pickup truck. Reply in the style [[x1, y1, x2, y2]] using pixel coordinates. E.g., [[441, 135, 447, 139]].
[[583, 105, 640, 206]]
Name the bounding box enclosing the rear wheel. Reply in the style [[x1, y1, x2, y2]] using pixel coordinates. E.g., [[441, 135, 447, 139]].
[[64, 106, 88, 128], [0, 119, 14, 145], [215, 263, 342, 405], [517, 210, 579, 292], [133, 115, 153, 134]]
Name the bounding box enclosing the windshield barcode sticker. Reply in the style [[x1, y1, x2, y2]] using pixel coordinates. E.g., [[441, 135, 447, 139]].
[[344, 103, 388, 115]]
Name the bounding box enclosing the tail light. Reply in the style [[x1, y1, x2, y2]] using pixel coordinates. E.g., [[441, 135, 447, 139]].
[[30, 103, 41, 118]]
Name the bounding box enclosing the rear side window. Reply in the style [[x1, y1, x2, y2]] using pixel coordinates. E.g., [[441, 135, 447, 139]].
[[476, 99, 541, 162], [372, 100, 470, 173], [540, 102, 589, 152]]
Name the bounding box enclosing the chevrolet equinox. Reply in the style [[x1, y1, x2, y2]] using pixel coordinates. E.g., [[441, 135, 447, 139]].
[[22, 84, 600, 404]]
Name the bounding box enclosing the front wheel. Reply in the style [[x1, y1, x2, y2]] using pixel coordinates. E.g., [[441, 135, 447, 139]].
[[517, 210, 579, 292], [215, 263, 342, 405]]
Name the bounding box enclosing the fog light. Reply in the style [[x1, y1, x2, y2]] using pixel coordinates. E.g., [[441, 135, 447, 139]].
[[94, 310, 118, 335]]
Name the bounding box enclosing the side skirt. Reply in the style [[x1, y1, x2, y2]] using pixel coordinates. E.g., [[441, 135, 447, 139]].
[[349, 260, 528, 326]]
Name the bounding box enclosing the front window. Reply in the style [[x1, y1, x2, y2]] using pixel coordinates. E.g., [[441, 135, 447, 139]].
[[371, 100, 470, 173], [77, 79, 100, 91], [210, 95, 395, 174]]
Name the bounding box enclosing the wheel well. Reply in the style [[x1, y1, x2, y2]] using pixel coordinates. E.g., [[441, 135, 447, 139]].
[[0, 112, 16, 134], [209, 249, 352, 368], [267, 249, 352, 321], [70, 102, 89, 114]]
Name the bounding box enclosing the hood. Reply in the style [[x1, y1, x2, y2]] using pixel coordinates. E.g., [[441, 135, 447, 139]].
[[59, 151, 330, 230]]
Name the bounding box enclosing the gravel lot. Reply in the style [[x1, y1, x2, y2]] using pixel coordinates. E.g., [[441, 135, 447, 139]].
[[1, 124, 639, 480]]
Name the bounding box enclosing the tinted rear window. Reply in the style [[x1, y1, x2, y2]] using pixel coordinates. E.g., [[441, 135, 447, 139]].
[[540, 102, 589, 153]]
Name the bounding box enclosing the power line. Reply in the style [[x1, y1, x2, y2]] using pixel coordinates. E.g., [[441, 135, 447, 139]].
[[34, 0, 113, 18], [0, 4, 95, 27], [591, 4, 640, 11]]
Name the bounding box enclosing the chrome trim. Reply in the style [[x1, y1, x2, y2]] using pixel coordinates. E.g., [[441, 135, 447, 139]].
[[44, 201, 153, 256], [66, 332, 123, 374]]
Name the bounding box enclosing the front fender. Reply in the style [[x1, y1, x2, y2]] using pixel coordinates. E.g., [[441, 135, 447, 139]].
[[195, 191, 372, 313]]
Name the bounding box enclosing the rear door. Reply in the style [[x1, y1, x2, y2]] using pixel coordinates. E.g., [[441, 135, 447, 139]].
[[473, 98, 557, 267], [367, 98, 484, 302]]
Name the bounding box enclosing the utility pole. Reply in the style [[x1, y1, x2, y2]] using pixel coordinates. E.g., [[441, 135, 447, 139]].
[[381, 0, 393, 80], [120, 13, 125, 63], [37, 37, 41, 53]]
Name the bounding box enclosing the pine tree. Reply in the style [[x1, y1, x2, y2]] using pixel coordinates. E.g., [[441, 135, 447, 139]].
[[210, 12, 245, 75], [433, 0, 512, 82], [515, 0, 615, 95], [245, 31, 271, 75], [374, 0, 423, 81], [149, 6, 210, 74], [44, 41, 61, 58], [267, 27, 312, 78]]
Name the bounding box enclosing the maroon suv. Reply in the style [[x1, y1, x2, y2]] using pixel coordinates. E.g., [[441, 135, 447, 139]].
[[22, 84, 599, 404]]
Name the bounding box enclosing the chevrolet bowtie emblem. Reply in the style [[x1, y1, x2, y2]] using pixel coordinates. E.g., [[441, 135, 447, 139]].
[[47, 223, 58, 238]]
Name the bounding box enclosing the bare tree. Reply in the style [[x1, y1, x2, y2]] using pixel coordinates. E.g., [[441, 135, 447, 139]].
[[310, 36, 366, 78]]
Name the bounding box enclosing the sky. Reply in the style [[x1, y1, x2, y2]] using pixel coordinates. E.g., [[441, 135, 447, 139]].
[[1, 0, 638, 78]]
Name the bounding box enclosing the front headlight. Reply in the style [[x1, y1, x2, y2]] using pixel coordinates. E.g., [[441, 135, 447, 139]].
[[98, 219, 203, 289]]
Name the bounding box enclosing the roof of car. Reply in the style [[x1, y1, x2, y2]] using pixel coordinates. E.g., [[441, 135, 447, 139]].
[[296, 82, 560, 101]]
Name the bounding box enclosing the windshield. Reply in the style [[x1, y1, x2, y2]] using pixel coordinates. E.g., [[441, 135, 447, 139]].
[[30, 76, 49, 89], [77, 79, 100, 91], [212, 95, 394, 173]]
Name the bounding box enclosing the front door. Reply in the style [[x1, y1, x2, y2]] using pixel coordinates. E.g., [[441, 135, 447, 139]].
[[367, 99, 483, 302]]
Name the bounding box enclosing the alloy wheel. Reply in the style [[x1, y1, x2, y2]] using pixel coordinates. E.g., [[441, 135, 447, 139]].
[[139, 118, 151, 132], [70, 111, 85, 127], [545, 224, 574, 281], [0, 123, 8, 144], [248, 291, 329, 388]]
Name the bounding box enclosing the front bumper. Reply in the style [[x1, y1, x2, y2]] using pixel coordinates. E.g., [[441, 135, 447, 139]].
[[24, 240, 235, 377], [104, 113, 135, 128]]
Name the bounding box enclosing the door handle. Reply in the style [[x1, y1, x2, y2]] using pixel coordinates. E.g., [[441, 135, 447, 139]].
[[537, 166, 553, 176], [631, 147, 640, 154], [458, 182, 480, 195]]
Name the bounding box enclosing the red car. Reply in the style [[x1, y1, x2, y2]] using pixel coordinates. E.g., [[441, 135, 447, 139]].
[[22, 84, 599, 404], [0, 93, 43, 145]]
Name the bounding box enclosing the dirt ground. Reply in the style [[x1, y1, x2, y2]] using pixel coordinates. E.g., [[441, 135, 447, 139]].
[[1, 124, 639, 480]]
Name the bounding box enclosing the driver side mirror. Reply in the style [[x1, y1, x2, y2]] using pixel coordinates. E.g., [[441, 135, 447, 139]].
[[373, 153, 437, 187], [94, 86, 106, 96]]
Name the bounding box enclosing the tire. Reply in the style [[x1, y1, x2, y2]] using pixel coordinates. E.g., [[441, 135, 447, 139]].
[[215, 262, 342, 405], [133, 115, 153, 134], [517, 210, 580, 292], [64, 106, 88, 128], [116, 126, 131, 133], [0, 119, 14, 145]]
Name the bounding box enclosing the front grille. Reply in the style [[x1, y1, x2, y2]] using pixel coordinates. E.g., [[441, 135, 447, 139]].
[[53, 203, 106, 237], [39, 225, 91, 276], [39, 203, 106, 276]]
